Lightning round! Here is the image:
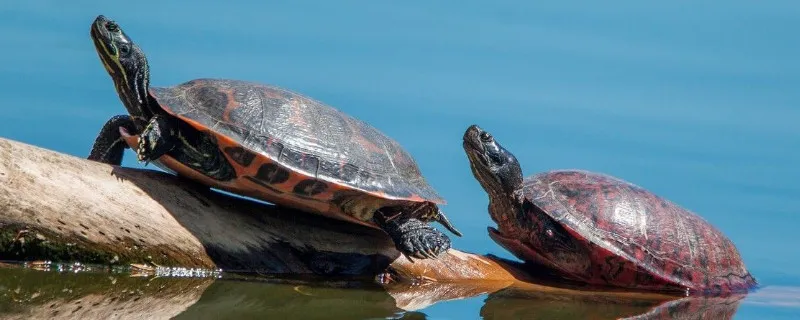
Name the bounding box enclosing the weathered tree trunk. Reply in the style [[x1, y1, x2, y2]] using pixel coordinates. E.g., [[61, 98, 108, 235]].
[[0, 137, 515, 284], [5, 137, 739, 318]]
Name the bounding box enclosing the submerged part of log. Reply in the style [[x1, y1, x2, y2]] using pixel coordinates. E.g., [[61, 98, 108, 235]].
[[0, 137, 515, 283], [0, 266, 213, 320]]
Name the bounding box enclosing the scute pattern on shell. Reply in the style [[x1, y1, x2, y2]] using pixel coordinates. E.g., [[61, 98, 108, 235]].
[[148, 78, 443, 203], [524, 170, 756, 294]]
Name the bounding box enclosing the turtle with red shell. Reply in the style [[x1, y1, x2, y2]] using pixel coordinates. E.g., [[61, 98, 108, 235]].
[[462, 124, 757, 295], [86, 15, 461, 260]]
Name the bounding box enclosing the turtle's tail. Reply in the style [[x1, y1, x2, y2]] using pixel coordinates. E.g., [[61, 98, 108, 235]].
[[435, 209, 462, 237]]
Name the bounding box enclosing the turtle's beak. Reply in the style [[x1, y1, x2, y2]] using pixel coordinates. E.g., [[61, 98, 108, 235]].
[[462, 125, 489, 169], [93, 15, 111, 28], [90, 15, 121, 75], [90, 15, 113, 46], [462, 125, 485, 153]]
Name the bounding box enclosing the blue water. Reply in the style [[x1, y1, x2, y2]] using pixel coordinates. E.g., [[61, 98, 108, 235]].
[[1, 1, 798, 319]]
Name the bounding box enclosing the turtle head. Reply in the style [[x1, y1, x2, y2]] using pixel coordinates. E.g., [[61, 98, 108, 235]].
[[463, 125, 524, 200], [90, 15, 152, 122], [464, 125, 592, 279]]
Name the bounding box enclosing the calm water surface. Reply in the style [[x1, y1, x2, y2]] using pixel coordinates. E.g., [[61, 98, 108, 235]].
[[0, 264, 799, 319], [0, 1, 798, 319]]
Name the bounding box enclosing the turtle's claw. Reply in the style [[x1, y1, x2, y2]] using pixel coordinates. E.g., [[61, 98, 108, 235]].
[[137, 114, 177, 163], [136, 133, 151, 162], [425, 247, 438, 259], [397, 223, 451, 261], [433, 208, 462, 237]]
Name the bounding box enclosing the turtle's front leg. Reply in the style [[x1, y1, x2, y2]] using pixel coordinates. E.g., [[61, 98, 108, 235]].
[[137, 114, 237, 181], [88, 115, 137, 165], [137, 114, 180, 163]]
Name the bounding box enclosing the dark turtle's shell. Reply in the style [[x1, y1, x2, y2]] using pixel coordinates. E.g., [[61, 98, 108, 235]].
[[520, 170, 756, 295], [131, 78, 444, 225]]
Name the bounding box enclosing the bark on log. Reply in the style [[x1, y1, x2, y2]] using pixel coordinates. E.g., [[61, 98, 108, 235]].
[[0, 137, 515, 285]]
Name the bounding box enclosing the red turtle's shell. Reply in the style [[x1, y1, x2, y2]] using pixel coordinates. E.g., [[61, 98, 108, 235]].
[[517, 170, 756, 295]]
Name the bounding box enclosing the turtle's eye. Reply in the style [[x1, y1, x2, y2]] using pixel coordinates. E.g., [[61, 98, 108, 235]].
[[487, 144, 505, 165], [118, 43, 131, 56], [105, 22, 119, 32], [479, 131, 493, 143]]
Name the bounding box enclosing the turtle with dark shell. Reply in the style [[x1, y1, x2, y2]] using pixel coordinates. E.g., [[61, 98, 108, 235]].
[[462, 124, 757, 295], [86, 15, 461, 260]]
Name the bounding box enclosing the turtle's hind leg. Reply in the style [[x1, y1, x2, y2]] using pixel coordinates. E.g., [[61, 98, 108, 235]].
[[374, 209, 451, 261], [88, 115, 137, 165]]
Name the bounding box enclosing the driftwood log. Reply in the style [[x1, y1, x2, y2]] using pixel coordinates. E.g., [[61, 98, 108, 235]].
[[10, 136, 760, 318], [0, 137, 778, 319], [0, 137, 516, 283]]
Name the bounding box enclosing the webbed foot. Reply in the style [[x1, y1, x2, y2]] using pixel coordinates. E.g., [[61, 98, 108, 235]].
[[137, 114, 178, 163], [376, 216, 451, 261]]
